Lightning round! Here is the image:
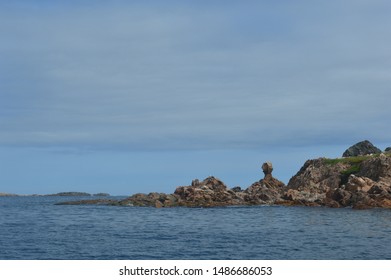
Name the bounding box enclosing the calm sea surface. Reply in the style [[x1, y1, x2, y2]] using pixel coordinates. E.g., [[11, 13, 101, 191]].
[[1, 196, 390, 260]]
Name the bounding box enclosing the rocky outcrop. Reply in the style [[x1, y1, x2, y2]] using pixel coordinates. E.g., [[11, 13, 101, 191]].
[[107, 163, 287, 208], [287, 153, 391, 209], [54, 141, 391, 210], [342, 140, 381, 157], [115, 192, 179, 207], [385, 147, 391, 153], [244, 163, 287, 204], [173, 176, 242, 207]]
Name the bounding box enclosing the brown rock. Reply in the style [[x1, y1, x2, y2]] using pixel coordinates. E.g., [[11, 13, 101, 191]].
[[344, 175, 374, 193], [262, 162, 273, 179], [331, 188, 352, 207]]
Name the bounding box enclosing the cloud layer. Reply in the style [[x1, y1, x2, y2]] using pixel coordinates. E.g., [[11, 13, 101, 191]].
[[1, 0, 391, 151]]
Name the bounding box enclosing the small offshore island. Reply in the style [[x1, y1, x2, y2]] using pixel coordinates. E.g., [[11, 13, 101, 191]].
[[0, 192, 110, 197], [55, 140, 391, 210]]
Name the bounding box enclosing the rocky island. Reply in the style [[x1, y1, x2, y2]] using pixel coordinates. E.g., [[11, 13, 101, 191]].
[[57, 140, 391, 209]]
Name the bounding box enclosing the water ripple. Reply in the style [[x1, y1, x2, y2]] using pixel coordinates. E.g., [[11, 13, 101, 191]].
[[1, 197, 391, 259]]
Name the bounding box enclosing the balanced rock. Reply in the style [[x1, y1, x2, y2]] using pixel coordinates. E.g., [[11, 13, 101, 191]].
[[244, 162, 286, 204], [262, 162, 273, 179], [342, 140, 381, 157]]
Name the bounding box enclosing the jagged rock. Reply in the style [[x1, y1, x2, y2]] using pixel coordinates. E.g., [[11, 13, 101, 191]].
[[357, 153, 391, 182], [119, 164, 287, 207], [344, 175, 374, 193], [243, 161, 286, 204], [173, 176, 242, 207], [54, 142, 391, 209], [331, 188, 352, 207], [116, 192, 179, 207], [287, 158, 346, 203], [288, 152, 391, 209], [368, 185, 390, 195], [342, 140, 381, 157], [191, 179, 200, 186], [244, 167, 286, 204]]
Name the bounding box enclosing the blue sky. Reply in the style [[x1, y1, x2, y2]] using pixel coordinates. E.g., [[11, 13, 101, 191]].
[[1, 0, 390, 195]]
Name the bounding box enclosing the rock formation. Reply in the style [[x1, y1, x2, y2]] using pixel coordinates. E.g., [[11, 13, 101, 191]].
[[243, 162, 286, 205], [57, 162, 287, 207], [262, 162, 273, 179], [111, 166, 287, 207], [342, 140, 381, 157], [286, 153, 391, 209], [56, 141, 391, 210]]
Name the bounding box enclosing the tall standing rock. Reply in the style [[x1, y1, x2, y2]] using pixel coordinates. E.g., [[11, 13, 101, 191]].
[[262, 162, 273, 180], [342, 140, 381, 157], [244, 162, 286, 204]]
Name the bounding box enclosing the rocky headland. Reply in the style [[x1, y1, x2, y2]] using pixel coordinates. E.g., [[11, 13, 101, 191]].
[[57, 140, 391, 209]]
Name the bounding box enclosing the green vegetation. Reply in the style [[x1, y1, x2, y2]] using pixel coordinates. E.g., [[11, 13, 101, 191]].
[[323, 155, 376, 165], [323, 154, 387, 184], [323, 156, 367, 184], [341, 164, 361, 176]]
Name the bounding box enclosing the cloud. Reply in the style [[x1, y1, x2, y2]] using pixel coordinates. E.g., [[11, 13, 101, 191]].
[[1, 0, 391, 151]]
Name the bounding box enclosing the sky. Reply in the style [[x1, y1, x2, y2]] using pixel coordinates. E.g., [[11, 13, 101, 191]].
[[1, 0, 391, 195]]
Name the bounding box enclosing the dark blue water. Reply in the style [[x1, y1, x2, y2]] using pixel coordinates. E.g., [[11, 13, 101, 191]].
[[1, 196, 391, 260]]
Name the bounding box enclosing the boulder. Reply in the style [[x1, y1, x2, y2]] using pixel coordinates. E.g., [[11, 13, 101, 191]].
[[342, 140, 381, 157], [262, 162, 273, 179], [344, 174, 374, 193]]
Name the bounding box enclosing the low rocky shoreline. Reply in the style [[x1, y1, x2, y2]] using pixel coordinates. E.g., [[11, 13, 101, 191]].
[[57, 140, 391, 210]]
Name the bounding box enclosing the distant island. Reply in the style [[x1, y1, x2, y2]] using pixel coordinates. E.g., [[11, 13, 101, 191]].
[[47, 192, 111, 197], [0, 193, 19, 197], [0, 192, 110, 197], [56, 140, 391, 210]]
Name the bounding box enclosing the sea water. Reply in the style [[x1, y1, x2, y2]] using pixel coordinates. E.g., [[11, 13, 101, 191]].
[[1, 196, 390, 260]]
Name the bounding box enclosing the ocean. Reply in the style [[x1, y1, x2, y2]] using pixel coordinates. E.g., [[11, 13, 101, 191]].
[[0, 196, 390, 260]]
